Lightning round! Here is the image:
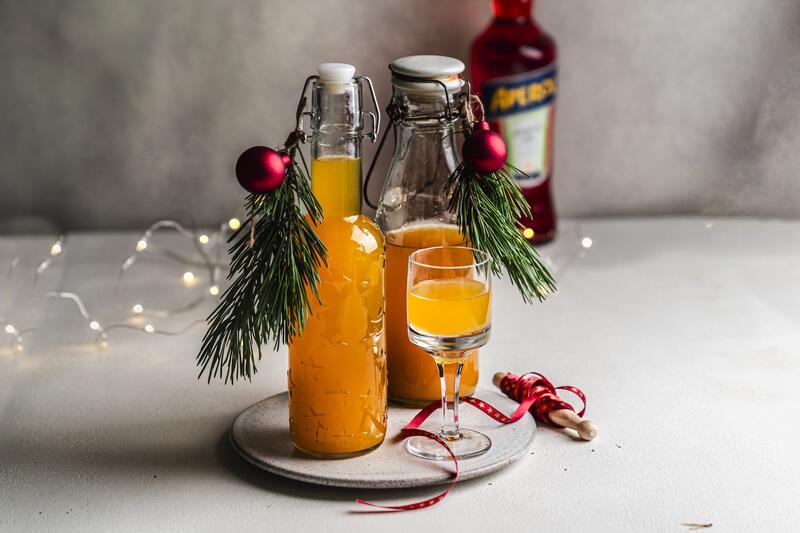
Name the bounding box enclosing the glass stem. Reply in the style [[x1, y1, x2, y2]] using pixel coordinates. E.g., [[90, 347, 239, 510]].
[[437, 358, 463, 440]]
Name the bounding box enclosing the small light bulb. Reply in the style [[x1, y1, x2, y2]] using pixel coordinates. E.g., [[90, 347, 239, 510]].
[[705, 222, 714, 229], [182, 272, 195, 283], [136, 239, 148, 252], [198, 234, 210, 245], [144, 324, 155, 333], [12, 341, 23, 353], [89, 320, 101, 331], [228, 218, 241, 230], [523, 228, 535, 240], [5, 324, 16, 334], [132, 304, 144, 314], [96, 338, 109, 351], [581, 237, 593, 249], [50, 243, 62, 256], [209, 285, 220, 296]]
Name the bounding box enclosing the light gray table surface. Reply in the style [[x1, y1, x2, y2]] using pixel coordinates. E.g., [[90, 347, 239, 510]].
[[1, 218, 798, 532]]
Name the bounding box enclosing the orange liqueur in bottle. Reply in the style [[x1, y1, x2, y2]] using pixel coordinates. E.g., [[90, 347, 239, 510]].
[[385, 223, 480, 403], [288, 64, 387, 457], [377, 56, 480, 405]]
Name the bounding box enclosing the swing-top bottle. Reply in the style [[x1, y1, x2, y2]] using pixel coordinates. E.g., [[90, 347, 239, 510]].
[[288, 63, 387, 457]]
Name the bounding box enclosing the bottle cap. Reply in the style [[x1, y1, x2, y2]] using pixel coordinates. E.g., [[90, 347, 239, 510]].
[[317, 63, 356, 94], [390, 55, 465, 93]]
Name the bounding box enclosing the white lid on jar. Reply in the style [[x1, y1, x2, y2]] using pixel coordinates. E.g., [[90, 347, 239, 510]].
[[390, 55, 465, 94], [317, 63, 356, 94]]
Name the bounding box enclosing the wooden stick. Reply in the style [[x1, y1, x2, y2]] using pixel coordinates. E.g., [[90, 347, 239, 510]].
[[492, 372, 598, 441], [548, 409, 598, 441]]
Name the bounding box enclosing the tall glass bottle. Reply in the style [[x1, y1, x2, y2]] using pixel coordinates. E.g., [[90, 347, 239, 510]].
[[376, 55, 480, 405], [288, 63, 387, 457], [471, 0, 558, 244]]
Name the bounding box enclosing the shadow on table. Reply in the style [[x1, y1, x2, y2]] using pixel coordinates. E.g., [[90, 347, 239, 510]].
[[215, 430, 509, 509]]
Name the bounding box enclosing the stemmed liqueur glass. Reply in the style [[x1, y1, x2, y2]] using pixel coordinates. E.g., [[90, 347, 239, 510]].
[[406, 246, 492, 460]]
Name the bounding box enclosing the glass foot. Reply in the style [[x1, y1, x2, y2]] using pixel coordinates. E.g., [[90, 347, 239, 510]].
[[406, 429, 491, 460]]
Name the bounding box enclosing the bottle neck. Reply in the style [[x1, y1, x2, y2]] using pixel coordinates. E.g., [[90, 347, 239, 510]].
[[391, 89, 464, 127], [492, 0, 533, 21], [310, 80, 363, 218], [376, 89, 463, 230], [390, 91, 462, 163], [311, 156, 362, 218]]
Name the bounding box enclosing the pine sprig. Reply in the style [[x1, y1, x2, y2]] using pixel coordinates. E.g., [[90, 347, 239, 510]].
[[444, 161, 556, 303], [197, 147, 326, 383]]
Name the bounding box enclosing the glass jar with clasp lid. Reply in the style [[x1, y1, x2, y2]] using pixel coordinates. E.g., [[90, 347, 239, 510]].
[[364, 56, 480, 406]]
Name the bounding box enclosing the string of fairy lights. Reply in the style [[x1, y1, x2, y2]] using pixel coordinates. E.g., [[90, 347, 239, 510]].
[[0, 216, 605, 355], [1, 252, 26, 352], [0, 217, 243, 353], [46, 291, 206, 351]]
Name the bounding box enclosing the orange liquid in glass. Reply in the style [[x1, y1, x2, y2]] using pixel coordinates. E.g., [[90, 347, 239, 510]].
[[385, 223, 480, 404], [288, 157, 387, 457], [408, 278, 491, 337]]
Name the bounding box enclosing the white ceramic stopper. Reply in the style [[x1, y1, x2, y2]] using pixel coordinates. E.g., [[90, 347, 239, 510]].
[[317, 63, 356, 94], [390, 55, 465, 93]]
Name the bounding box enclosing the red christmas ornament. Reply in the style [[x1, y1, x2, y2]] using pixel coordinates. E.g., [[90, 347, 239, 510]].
[[235, 146, 287, 194], [461, 121, 508, 174]]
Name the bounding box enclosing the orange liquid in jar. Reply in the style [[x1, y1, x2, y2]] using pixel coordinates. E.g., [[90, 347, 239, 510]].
[[385, 223, 480, 404], [288, 157, 387, 457]]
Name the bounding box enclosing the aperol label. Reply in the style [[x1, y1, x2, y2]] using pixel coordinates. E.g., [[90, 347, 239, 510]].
[[482, 63, 557, 188]]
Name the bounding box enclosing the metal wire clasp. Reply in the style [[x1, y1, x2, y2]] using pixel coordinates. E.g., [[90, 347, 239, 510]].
[[291, 74, 381, 144], [292, 75, 318, 144], [356, 75, 381, 142], [362, 67, 471, 209]]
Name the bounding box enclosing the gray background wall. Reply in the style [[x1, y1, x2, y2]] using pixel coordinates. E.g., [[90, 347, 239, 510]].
[[1, 0, 799, 231]]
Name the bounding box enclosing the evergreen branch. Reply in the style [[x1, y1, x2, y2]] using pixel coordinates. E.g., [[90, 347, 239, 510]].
[[444, 161, 556, 303], [196, 147, 326, 383]]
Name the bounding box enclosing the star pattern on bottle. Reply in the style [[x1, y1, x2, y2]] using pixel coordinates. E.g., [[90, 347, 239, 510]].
[[302, 406, 328, 444]]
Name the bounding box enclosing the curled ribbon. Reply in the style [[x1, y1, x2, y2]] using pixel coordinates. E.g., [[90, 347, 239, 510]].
[[356, 372, 586, 512], [498, 372, 586, 422]]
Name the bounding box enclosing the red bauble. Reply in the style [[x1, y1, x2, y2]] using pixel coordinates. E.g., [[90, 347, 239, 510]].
[[461, 121, 508, 174], [235, 146, 287, 194], [279, 151, 292, 168]]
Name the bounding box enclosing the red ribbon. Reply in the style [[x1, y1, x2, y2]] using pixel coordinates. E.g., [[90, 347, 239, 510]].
[[356, 372, 586, 512], [498, 372, 586, 422]]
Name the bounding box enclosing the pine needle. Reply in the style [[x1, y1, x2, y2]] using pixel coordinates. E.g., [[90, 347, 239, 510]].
[[196, 147, 326, 384], [444, 161, 556, 303]]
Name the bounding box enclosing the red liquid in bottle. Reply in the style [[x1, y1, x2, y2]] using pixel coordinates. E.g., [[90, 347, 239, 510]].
[[471, 0, 557, 244]]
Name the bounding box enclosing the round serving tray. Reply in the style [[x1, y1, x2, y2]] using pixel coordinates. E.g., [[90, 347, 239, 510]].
[[230, 387, 536, 489]]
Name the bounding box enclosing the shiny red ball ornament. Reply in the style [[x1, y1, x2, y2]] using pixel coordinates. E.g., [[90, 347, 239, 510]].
[[461, 121, 508, 175], [235, 146, 287, 194]]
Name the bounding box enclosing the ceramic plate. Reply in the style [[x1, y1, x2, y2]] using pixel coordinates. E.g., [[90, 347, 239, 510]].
[[230, 387, 536, 488]]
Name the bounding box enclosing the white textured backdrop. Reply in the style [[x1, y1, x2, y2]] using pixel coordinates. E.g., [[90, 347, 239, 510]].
[[1, 0, 799, 230]]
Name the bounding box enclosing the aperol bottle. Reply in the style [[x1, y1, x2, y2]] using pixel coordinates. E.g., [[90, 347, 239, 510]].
[[471, 0, 558, 244]]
